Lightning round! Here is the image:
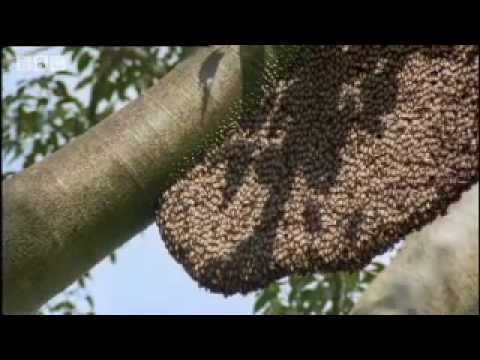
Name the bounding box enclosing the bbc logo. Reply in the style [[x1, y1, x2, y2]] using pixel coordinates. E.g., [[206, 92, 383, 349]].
[[13, 55, 67, 73]]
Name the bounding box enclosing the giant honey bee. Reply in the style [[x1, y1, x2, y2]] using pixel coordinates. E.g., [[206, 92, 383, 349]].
[[156, 45, 479, 296]]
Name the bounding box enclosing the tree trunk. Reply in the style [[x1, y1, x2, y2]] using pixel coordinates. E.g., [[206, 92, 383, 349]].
[[351, 184, 479, 315], [2, 45, 246, 314]]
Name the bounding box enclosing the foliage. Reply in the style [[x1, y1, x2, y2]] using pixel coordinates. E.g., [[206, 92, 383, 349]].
[[2, 47, 186, 172], [36, 272, 95, 315], [2, 47, 16, 72], [254, 262, 385, 315]]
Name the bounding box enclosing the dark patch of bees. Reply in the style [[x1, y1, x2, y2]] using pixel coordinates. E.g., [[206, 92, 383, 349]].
[[155, 45, 479, 295]]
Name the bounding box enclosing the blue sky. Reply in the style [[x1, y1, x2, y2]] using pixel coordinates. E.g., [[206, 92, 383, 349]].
[[3, 47, 256, 315]]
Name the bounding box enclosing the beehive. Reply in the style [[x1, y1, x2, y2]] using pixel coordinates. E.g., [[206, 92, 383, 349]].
[[156, 45, 479, 295]]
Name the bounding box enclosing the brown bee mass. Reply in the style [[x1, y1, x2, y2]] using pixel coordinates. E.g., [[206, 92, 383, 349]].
[[156, 45, 479, 295]]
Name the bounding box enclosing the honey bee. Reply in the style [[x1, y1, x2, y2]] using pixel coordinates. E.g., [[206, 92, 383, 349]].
[[156, 45, 478, 296]]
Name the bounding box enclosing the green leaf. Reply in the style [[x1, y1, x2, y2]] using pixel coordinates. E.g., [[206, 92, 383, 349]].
[[38, 77, 50, 90], [4, 94, 14, 105], [63, 47, 83, 61], [37, 98, 48, 107], [34, 138, 46, 155], [118, 81, 130, 101], [77, 52, 92, 72], [254, 283, 279, 313], [50, 301, 75, 312], [24, 152, 35, 168], [343, 272, 360, 292], [46, 133, 59, 152], [55, 70, 74, 77], [343, 298, 354, 312], [62, 118, 78, 136], [285, 308, 300, 315], [17, 86, 26, 96], [267, 299, 287, 315], [105, 80, 116, 101], [53, 81, 68, 97], [363, 271, 377, 283], [85, 295, 94, 308], [372, 262, 385, 272], [20, 110, 40, 135], [75, 75, 95, 90], [254, 291, 274, 313]]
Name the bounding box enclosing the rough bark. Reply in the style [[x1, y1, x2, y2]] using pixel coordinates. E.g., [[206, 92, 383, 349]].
[[351, 183, 479, 315], [2, 45, 246, 314]]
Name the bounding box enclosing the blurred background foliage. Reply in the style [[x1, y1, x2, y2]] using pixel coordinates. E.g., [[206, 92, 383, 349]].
[[2, 46, 387, 315], [254, 262, 385, 315]]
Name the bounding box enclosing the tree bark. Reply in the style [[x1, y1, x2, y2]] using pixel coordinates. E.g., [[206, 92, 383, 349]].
[[351, 184, 479, 315], [2, 45, 246, 314]]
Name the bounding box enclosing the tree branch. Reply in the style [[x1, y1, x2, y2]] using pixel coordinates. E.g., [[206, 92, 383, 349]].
[[2, 45, 244, 314], [351, 184, 479, 315]]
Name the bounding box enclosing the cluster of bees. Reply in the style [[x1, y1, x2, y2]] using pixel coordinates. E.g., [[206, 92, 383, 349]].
[[155, 45, 479, 295]]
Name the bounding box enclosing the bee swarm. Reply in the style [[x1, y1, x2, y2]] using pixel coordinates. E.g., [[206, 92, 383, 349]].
[[156, 45, 479, 295]]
